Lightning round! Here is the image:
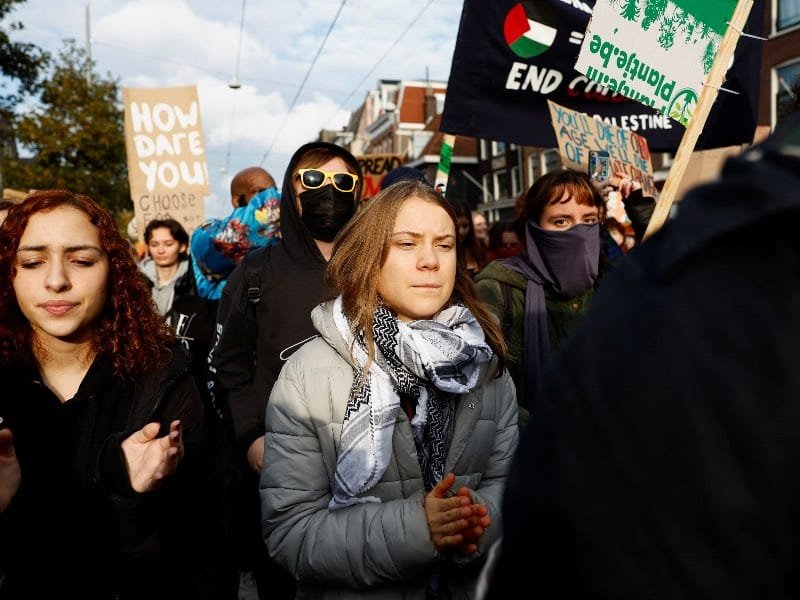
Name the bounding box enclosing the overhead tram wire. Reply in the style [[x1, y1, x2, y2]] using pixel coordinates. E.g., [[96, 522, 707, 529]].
[[321, 0, 436, 131], [258, 0, 348, 166], [224, 0, 248, 174], [224, 93, 240, 174], [91, 40, 350, 95]]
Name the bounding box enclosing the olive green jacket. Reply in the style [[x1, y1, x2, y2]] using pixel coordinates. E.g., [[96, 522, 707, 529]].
[[475, 260, 593, 420]]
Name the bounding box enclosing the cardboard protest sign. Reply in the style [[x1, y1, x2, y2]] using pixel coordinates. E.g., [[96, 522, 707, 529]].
[[356, 154, 405, 199], [440, 0, 763, 152], [575, 0, 737, 127], [548, 100, 657, 197], [123, 86, 209, 238]]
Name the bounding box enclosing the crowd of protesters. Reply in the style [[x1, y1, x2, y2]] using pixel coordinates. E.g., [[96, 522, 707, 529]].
[[1, 108, 799, 599]]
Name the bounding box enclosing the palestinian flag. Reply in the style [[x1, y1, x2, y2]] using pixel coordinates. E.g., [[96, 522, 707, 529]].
[[504, 2, 558, 59]]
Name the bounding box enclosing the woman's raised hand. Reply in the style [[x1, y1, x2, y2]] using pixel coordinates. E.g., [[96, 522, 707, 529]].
[[612, 171, 642, 201], [121, 420, 184, 493], [0, 427, 21, 512]]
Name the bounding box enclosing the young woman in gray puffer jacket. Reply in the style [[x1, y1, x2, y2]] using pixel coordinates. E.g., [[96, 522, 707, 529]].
[[260, 180, 518, 599]]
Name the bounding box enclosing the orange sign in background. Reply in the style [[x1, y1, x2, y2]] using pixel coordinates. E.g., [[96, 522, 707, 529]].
[[356, 154, 405, 200]]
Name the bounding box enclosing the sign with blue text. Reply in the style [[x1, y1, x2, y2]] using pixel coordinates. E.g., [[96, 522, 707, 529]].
[[548, 99, 657, 197]]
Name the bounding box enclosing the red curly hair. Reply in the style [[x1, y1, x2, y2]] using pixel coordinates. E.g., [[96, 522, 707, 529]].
[[0, 190, 173, 376]]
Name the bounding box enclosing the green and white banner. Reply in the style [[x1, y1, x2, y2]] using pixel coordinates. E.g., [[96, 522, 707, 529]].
[[574, 0, 737, 126]]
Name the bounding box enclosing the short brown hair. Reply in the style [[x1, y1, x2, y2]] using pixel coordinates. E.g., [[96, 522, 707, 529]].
[[526, 169, 605, 225], [144, 218, 189, 260], [326, 181, 507, 371]]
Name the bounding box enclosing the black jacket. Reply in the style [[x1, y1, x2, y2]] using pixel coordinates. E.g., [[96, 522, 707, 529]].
[[208, 142, 362, 454], [0, 346, 230, 599], [487, 115, 800, 598], [142, 260, 218, 388]]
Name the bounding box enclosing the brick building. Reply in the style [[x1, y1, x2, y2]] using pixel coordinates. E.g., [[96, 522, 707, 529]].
[[760, 0, 800, 127]]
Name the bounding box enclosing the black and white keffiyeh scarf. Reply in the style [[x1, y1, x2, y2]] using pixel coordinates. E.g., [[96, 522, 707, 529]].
[[329, 295, 493, 510]]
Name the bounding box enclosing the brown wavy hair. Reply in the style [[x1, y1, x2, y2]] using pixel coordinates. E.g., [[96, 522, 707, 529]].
[[326, 180, 507, 374], [0, 190, 173, 375], [526, 169, 606, 225]]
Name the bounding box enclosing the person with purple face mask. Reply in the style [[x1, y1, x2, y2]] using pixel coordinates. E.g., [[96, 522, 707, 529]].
[[475, 170, 604, 425], [208, 142, 362, 600]]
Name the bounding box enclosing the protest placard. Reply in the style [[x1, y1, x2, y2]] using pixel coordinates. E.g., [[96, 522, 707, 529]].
[[123, 85, 210, 238], [356, 154, 405, 199], [548, 99, 657, 198], [574, 0, 737, 127], [440, 0, 763, 152], [641, 0, 754, 238]]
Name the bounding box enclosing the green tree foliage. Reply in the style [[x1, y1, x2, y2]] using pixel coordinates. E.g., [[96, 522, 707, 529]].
[[702, 40, 718, 74], [3, 40, 129, 215], [641, 0, 668, 31], [620, 0, 640, 22], [658, 16, 677, 50], [0, 0, 47, 116], [684, 16, 697, 44]]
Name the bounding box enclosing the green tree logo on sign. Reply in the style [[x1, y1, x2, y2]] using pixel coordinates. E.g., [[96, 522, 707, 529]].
[[668, 88, 699, 125]]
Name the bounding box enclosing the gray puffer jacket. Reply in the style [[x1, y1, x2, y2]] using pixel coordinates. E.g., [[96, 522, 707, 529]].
[[260, 301, 518, 599]]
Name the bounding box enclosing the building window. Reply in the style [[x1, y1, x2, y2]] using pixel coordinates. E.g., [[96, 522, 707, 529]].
[[542, 149, 561, 174], [778, 0, 800, 30], [482, 174, 492, 202], [511, 166, 522, 197], [493, 169, 510, 201], [492, 141, 507, 156], [480, 140, 491, 160], [776, 60, 800, 123], [527, 153, 540, 186]]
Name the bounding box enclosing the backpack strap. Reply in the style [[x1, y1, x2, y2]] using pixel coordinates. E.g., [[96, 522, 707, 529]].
[[244, 251, 264, 305], [241, 245, 271, 351], [500, 280, 514, 341]]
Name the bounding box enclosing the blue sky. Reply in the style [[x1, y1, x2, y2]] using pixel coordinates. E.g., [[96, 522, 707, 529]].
[[6, 0, 463, 216]]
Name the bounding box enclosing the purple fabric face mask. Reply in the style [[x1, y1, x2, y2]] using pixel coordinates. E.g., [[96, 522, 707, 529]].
[[500, 221, 600, 402], [526, 221, 600, 297]]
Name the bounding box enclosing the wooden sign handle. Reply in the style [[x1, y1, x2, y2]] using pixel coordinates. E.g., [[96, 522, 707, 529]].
[[643, 0, 754, 240], [435, 134, 456, 196]]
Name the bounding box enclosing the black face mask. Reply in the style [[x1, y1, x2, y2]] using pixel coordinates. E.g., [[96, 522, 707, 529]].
[[298, 184, 356, 242]]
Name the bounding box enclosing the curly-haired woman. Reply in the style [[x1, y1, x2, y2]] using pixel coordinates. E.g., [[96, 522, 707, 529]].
[[0, 191, 231, 599]]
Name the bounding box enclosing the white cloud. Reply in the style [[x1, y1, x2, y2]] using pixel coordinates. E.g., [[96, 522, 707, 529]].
[[9, 0, 464, 208]]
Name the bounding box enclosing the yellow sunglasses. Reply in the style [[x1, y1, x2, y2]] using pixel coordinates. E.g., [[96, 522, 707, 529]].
[[297, 168, 359, 193]]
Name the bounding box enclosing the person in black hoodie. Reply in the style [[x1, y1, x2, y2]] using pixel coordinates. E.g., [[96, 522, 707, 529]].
[[0, 190, 232, 599], [484, 113, 800, 598], [208, 142, 363, 599]]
